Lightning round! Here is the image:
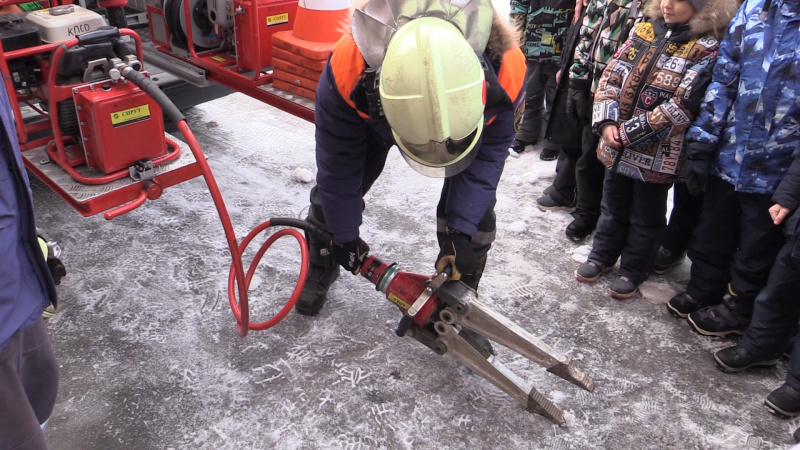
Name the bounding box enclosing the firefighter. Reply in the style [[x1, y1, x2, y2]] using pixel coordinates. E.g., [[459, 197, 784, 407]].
[[295, 0, 526, 316]]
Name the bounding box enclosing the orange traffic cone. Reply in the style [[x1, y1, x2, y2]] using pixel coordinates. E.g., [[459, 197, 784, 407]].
[[271, 0, 350, 99]]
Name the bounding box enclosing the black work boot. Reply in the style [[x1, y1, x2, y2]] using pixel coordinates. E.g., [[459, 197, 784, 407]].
[[295, 234, 340, 316]]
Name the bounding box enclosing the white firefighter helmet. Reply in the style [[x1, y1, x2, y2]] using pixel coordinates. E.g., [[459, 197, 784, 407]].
[[378, 17, 485, 177]]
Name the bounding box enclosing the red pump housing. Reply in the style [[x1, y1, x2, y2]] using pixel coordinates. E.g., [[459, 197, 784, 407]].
[[75, 81, 167, 174]]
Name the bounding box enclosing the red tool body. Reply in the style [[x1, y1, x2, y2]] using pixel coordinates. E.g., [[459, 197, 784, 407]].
[[360, 254, 439, 328]]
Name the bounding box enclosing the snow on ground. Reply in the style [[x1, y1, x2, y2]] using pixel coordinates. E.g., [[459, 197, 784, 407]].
[[35, 92, 798, 449]]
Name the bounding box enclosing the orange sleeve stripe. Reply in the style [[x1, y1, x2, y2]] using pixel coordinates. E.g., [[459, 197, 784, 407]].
[[497, 47, 526, 104], [329, 35, 370, 119]]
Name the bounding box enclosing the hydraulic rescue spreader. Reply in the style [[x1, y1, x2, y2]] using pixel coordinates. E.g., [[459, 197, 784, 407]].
[[358, 252, 596, 424], [228, 218, 596, 425]]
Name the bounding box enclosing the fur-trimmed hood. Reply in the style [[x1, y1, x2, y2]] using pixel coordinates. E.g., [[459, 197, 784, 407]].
[[487, 13, 522, 63], [644, 0, 739, 39]]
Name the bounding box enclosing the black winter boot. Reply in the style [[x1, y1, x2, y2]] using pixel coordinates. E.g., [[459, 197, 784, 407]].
[[713, 344, 778, 372], [295, 233, 340, 316], [565, 217, 595, 242], [766, 384, 800, 418], [666, 292, 712, 318], [688, 291, 751, 337]]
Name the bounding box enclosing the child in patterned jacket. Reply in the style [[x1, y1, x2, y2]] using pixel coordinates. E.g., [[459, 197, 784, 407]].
[[573, 0, 738, 298]]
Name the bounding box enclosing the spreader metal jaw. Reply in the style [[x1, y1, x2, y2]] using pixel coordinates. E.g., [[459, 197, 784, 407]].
[[407, 280, 595, 424], [359, 254, 594, 424]]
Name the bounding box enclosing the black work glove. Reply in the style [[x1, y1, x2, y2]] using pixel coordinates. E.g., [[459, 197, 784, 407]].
[[436, 229, 476, 281], [330, 238, 370, 275], [37, 234, 66, 285], [684, 156, 712, 196], [566, 80, 592, 129]]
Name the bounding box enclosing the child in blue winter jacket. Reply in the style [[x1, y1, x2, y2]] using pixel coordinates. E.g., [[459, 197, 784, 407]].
[[669, 0, 800, 337]]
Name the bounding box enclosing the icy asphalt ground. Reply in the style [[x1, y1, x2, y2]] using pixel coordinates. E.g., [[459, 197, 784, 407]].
[[31, 92, 800, 449]]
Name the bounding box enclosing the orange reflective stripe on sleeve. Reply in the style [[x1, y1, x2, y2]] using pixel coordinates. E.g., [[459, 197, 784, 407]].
[[329, 35, 370, 119], [497, 47, 526, 105]]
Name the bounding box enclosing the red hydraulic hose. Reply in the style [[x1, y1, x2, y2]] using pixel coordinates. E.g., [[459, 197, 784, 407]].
[[121, 64, 310, 337], [176, 120, 309, 337], [227, 223, 308, 331]]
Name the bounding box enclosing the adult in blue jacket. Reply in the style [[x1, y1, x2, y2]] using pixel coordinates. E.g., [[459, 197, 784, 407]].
[[295, 0, 526, 316], [669, 0, 800, 336], [0, 69, 59, 447]]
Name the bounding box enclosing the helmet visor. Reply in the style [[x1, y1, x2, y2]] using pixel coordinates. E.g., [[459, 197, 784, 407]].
[[397, 128, 479, 166], [394, 120, 483, 178]]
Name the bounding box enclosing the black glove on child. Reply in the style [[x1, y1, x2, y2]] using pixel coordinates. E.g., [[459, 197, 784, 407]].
[[566, 80, 592, 129], [436, 229, 476, 282], [684, 156, 712, 196], [330, 238, 370, 275]]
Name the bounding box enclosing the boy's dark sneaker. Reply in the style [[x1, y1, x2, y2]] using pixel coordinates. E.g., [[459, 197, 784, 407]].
[[575, 260, 611, 283], [540, 147, 559, 161], [666, 292, 707, 318], [536, 194, 576, 212], [565, 219, 594, 242], [765, 384, 800, 418], [713, 345, 778, 372], [609, 275, 638, 299], [652, 246, 686, 274], [687, 303, 749, 337], [509, 139, 536, 156]]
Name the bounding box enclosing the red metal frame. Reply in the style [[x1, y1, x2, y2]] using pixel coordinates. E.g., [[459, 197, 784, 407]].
[[147, 1, 315, 123], [0, 0, 316, 220]]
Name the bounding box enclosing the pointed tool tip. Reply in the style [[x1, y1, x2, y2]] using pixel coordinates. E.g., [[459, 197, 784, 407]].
[[527, 388, 566, 425], [547, 362, 596, 392]]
